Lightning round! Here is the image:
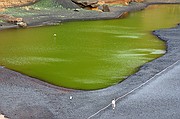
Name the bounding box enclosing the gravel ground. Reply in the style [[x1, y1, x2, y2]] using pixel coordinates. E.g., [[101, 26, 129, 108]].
[[92, 58, 180, 119], [0, 0, 180, 119]]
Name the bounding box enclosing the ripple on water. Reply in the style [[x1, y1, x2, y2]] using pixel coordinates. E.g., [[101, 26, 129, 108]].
[[0, 5, 180, 90]]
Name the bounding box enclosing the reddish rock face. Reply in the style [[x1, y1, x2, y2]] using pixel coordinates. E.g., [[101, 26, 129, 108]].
[[0, 0, 36, 8]]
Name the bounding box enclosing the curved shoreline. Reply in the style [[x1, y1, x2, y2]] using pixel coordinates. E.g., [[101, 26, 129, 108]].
[[0, 2, 148, 30], [0, 1, 180, 119], [0, 1, 180, 30]]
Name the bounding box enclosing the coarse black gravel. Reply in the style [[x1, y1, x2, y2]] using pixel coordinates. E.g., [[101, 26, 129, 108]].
[[0, 0, 180, 119]]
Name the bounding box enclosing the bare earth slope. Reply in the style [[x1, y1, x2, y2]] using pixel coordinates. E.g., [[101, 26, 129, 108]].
[[0, 0, 36, 8]]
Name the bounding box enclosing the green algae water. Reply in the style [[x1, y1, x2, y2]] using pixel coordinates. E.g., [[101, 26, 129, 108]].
[[0, 5, 180, 90]]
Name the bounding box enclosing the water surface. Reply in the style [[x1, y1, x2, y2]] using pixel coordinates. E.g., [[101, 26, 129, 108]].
[[0, 5, 180, 90]]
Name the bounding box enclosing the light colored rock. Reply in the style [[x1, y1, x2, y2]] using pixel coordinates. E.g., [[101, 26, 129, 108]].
[[0, 14, 22, 22], [17, 21, 27, 28], [0, 114, 8, 119]]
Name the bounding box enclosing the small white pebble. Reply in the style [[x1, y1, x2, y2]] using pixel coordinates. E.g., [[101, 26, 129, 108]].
[[0, 113, 8, 119], [70, 96, 73, 100]]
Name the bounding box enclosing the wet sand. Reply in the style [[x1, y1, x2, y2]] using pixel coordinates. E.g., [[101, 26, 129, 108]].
[[0, 0, 180, 119]]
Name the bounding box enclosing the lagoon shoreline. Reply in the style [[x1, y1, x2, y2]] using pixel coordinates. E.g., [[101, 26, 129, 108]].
[[0, 0, 180, 31], [0, 0, 180, 119]]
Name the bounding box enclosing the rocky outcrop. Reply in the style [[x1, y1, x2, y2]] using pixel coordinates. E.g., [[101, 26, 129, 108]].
[[72, 0, 99, 8], [98, 0, 144, 5], [125, 0, 144, 5], [0, 15, 27, 27], [71, 0, 144, 12], [0, 15, 22, 23]]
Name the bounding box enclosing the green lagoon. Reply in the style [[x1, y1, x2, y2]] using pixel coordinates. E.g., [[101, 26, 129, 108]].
[[0, 5, 180, 90]]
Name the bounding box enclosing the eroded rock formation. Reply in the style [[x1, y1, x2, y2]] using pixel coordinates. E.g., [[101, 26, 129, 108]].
[[72, 0, 99, 8], [72, 0, 144, 11], [0, 0, 144, 11], [0, 14, 27, 27]]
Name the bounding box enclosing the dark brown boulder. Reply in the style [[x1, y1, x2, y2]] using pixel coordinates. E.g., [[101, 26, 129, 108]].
[[102, 4, 110, 12]]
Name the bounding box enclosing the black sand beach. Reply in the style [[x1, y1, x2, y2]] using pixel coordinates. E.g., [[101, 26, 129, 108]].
[[0, 0, 180, 119]]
